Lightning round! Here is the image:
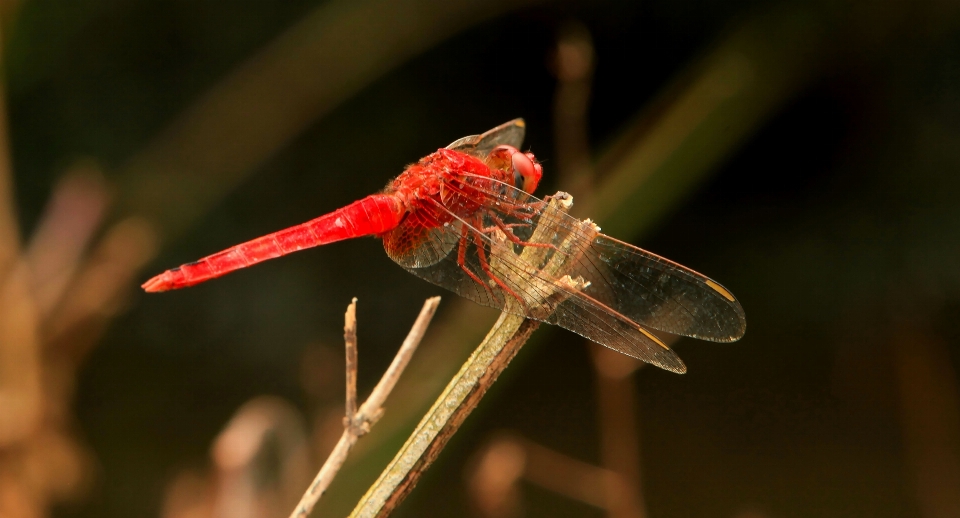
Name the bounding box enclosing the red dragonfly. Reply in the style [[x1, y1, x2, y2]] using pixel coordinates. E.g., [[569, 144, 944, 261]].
[[143, 119, 745, 373]]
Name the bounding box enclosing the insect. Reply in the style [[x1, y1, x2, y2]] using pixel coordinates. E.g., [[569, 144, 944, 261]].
[[143, 119, 745, 373]]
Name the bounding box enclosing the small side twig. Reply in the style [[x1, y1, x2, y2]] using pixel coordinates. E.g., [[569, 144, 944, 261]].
[[344, 300, 359, 425], [349, 193, 596, 518], [289, 296, 441, 518]]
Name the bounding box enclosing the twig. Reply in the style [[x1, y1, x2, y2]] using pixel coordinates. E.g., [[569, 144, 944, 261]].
[[349, 193, 597, 518], [356, 298, 439, 423], [351, 310, 537, 518], [289, 296, 441, 518], [344, 299, 359, 424]]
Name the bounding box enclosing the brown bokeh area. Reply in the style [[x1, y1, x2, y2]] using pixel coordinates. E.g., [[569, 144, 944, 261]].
[[1, 0, 960, 517]]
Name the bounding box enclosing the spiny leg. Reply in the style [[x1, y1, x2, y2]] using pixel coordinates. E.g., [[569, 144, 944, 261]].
[[480, 221, 529, 233], [488, 214, 556, 250], [470, 228, 527, 310], [456, 223, 496, 300], [498, 197, 547, 218]]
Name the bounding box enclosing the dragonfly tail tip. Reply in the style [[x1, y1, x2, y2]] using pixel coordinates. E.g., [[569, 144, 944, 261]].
[[142, 273, 173, 292]]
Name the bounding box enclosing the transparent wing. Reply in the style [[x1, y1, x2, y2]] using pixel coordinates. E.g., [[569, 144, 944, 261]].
[[397, 174, 746, 342], [577, 234, 745, 342], [446, 119, 526, 158], [390, 198, 688, 373], [382, 211, 459, 268], [482, 181, 747, 342]]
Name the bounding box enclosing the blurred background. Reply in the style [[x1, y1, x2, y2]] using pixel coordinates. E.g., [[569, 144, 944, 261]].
[[2, 0, 960, 516]]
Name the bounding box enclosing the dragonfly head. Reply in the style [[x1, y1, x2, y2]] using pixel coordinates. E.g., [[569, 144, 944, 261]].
[[488, 145, 542, 194]]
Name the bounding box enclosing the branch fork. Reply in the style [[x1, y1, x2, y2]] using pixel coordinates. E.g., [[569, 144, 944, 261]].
[[288, 296, 440, 518], [349, 192, 596, 517]]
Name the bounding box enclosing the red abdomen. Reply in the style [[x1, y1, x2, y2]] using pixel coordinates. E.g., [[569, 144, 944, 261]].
[[142, 194, 405, 292]]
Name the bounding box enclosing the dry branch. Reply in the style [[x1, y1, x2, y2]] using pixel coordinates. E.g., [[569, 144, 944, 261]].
[[349, 193, 597, 517], [289, 296, 440, 518], [344, 300, 359, 425]]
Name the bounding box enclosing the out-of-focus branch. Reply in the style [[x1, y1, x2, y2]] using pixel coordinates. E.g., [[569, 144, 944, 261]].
[[467, 433, 636, 517], [522, 438, 630, 511], [551, 20, 595, 204], [553, 21, 647, 516], [210, 397, 312, 518], [290, 297, 440, 518], [467, 435, 526, 518], [26, 165, 109, 319], [0, 190, 149, 518], [589, 343, 649, 518], [0, 40, 18, 279], [0, 170, 148, 518], [0, 22, 40, 448], [162, 397, 312, 518], [891, 319, 960, 518], [0, 13, 98, 514], [0, 262, 40, 446], [45, 217, 157, 362]]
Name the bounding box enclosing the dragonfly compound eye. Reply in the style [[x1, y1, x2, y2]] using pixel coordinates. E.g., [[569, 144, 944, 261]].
[[512, 151, 542, 194]]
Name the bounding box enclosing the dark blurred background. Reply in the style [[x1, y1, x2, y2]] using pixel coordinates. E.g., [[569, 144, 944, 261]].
[[2, 0, 960, 517]]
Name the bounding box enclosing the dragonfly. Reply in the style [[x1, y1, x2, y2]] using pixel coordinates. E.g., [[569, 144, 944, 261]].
[[143, 119, 745, 373]]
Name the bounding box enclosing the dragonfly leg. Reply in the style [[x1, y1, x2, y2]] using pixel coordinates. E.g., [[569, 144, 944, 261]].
[[456, 224, 496, 299], [471, 229, 527, 310], [506, 198, 547, 217], [486, 222, 526, 230], [487, 214, 556, 251]]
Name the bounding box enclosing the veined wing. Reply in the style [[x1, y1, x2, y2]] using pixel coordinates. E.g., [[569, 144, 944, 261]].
[[443, 175, 746, 343], [446, 119, 526, 158], [381, 207, 523, 316], [382, 215, 459, 269], [388, 195, 687, 373], [578, 234, 745, 342]]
